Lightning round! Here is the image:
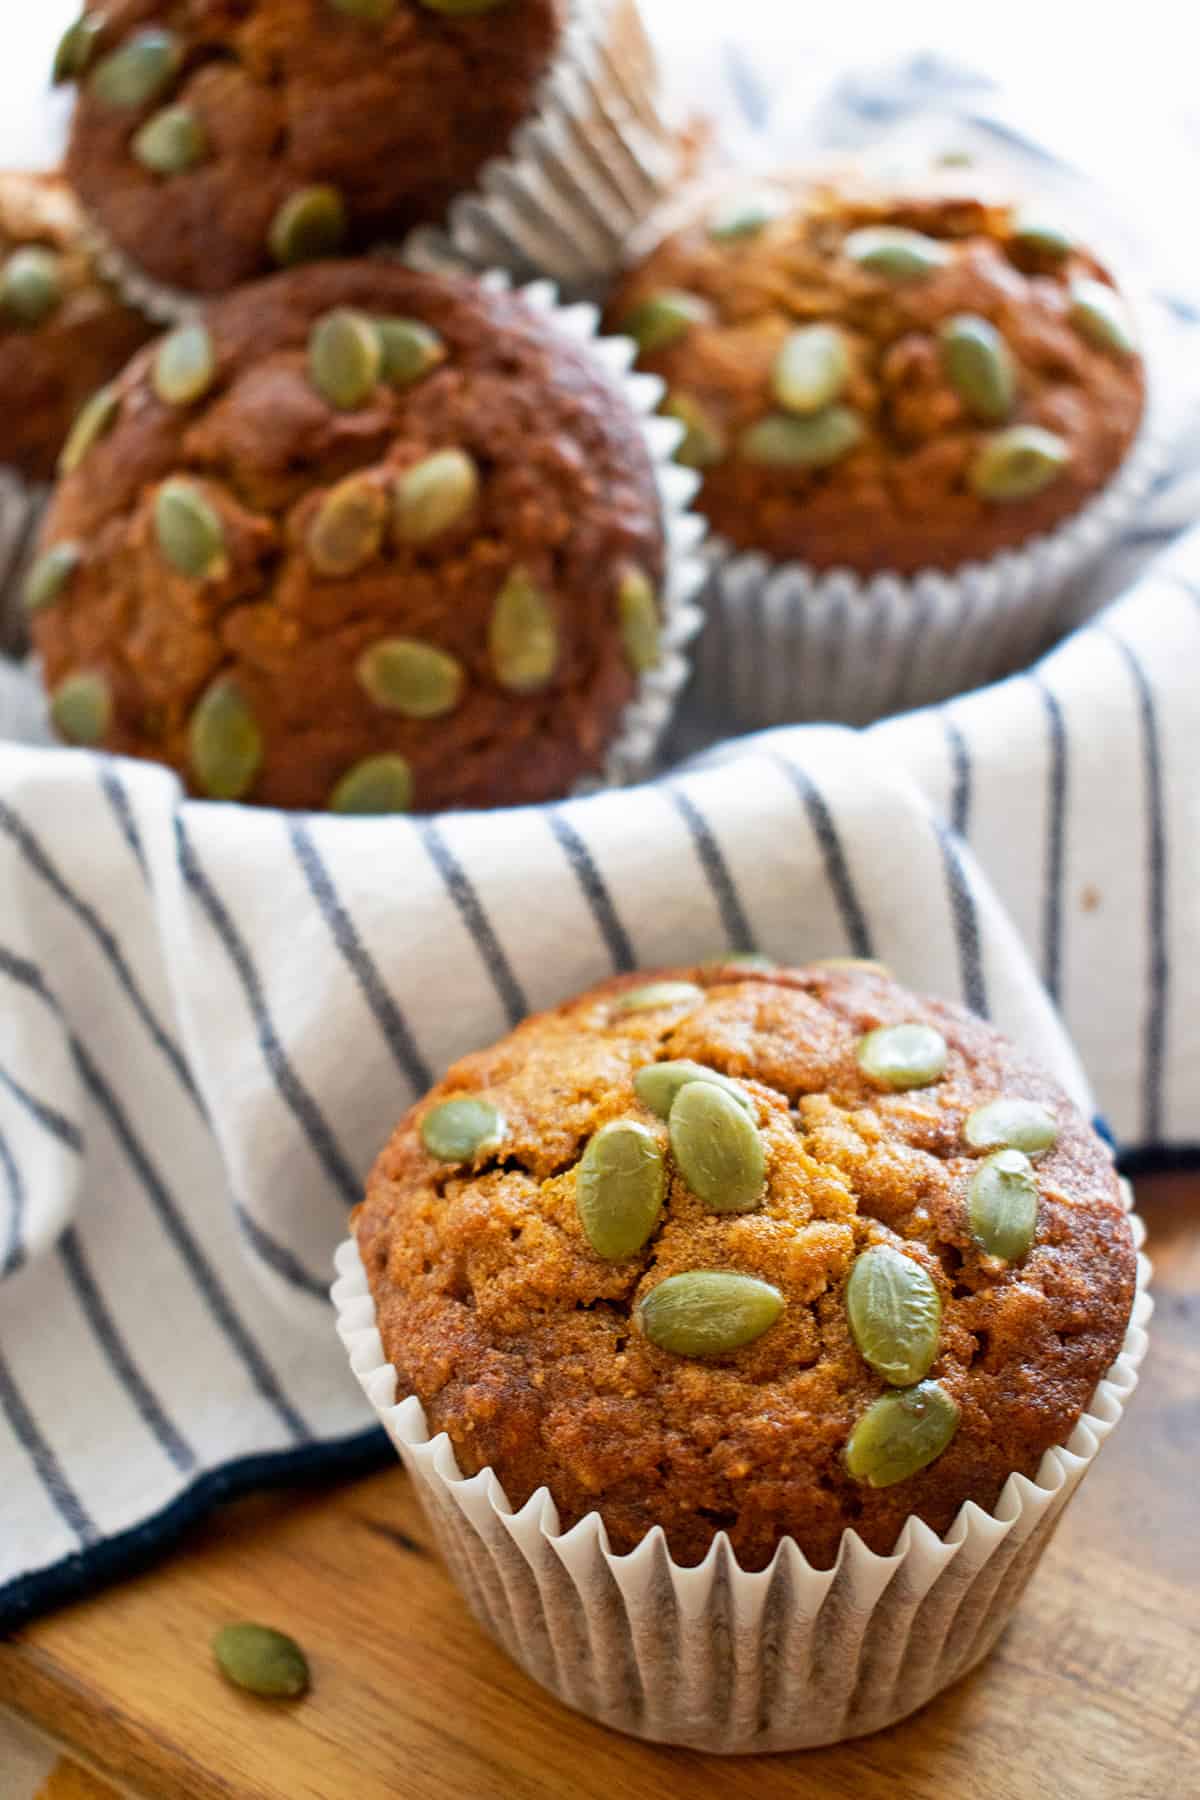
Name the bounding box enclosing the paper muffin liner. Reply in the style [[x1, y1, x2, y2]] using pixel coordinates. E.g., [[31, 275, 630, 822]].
[[333, 1182, 1149, 1754], [0, 472, 50, 660]]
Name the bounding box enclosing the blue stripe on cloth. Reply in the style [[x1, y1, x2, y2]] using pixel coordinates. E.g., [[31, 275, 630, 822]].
[[71, 1036, 312, 1445], [59, 1227, 196, 1476], [547, 811, 636, 973], [0, 1344, 99, 1548], [0, 800, 202, 1112], [668, 786, 754, 952], [940, 711, 971, 837], [1029, 676, 1067, 1003], [97, 758, 150, 883], [174, 814, 360, 1210], [0, 1123, 25, 1279], [417, 820, 528, 1027], [288, 819, 433, 1096], [774, 758, 874, 958], [934, 821, 989, 1018], [0, 1063, 83, 1152]]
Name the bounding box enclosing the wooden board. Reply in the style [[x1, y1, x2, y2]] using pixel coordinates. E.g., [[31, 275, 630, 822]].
[[3, 1171, 1197, 1800]]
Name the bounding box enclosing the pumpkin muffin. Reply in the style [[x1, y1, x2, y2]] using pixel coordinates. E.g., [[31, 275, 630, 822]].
[[355, 958, 1136, 1571], [56, 0, 565, 297], [607, 174, 1146, 575], [30, 262, 669, 812]]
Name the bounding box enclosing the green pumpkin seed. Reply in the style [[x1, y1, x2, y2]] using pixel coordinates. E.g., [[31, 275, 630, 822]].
[[964, 1097, 1058, 1156], [268, 186, 348, 268], [857, 1022, 947, 1090], [638, 1270, 784, 1358], [50, 671, 110, 745], [24, 543, 82, 615], [212, 1624, 309, 1699], [740, 407, 863, 470], [155, 479, 227, 580], [421, 1096, 506, 1161], [307, 475, 387, 578], [620, 291, 710, 355], [395, 449, 479, 544], [53, 13, 107, 84], [357, 637, 464, 718], [845, 1380, 959, 1487], [967, 1148, 1040, 1261], [417, 0, 506, 11], [133, 104, 207, 174], [89, 28, 182, 108], [309, 309, 382, 410], [376, 317, 446, 387], [772, 325, 850, 416], [634, 1059, 753, 1122], [189, 678, 262, 800], [844, 226, 950, 280], [669, 1080, 766, 1214], [662, 392, 726, 470], [617, 565, 660, 674], [615, 981, 703, 1015], [939, 314, 1016, 424], [58, 384, 119, 475], [489, 567, 557, 694], [969, 425, 1069, 502], [1011, 217, 1073, 260], [1069, 277, 1138, 356], [329, 754, 413, 815], [330, 0, 399, 17], [575, 1119, 666, 1261], [846, 1244, 941, 1387], [153, 322, 216, 406], [0, 248, 63, 327], [707, 190, 784, 242]]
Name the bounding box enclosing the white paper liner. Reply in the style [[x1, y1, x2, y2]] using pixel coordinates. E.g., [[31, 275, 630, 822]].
[[333, 1182, 1150, 1753], [0, 472, 49, 660]]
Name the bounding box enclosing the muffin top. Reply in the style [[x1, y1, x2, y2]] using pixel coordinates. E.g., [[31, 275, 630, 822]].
[[57, 0, 564, 295], [31, 263, 666, 813], [356, 959, 1136, 1571], [606, 175, 1146, 574], [0, 171, 153, 483]]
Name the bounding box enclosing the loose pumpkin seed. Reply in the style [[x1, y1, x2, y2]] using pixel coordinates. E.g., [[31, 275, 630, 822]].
[[153, 322, 216, 406], [669, 1080, 765, 1214], [24, 543, 81, 615], [309, 309, 382, 410], [395, 449, 479, 544], [939, 314, 1015, 423], [967, 1148, 1039, 1261], [421, 1096, 505, 1161], [89, 28, 182, 108], [53, 13, 107, 84], [576, 1119, 666, 1260], [0, 248, 63, 327], [843, 226, 950, 279], [615, 980, 703, 1015], [489, 567, 557, 694], [59, 384, 119, 475], [964, 1097, 1058, 1156], [50, 671, 110, 745], [154, 479, 227, 580], [638, 1270, 784, 1357], [707, 191, 784, 242], [376, 317, 446, 387], [329, 753, 413, 815], [1011, 217, 1073, 259], [662, 392, 726, 469], [845, 1380, 959, 1487], [133, 104, 207, 174], [739, 406, 863, 469], [969, 425, 1069, 502], [633, 1059, 753, 1121], [846, 1244, 941, 1387], [268, 186, 348, 268], [357, 637, 464, 718], [1069, 277, 1138, 356], [212, 1624, 309, 1699], [772, 324, 850, 416], [189, 678, 262, 800], [620, 291, 710, 355], [617, 565, 660, 674], [857, 1022, 947, 1090]]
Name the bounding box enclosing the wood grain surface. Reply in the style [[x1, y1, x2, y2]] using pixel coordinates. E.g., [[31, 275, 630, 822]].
[[2, 1171, 1196, 1800]]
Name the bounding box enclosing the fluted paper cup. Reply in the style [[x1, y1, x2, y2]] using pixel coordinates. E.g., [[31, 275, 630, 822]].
[[332, 1183, 1150, 1754], [0, 472, 49, 660]]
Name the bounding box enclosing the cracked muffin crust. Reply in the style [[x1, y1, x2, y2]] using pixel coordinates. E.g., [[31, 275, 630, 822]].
[[58, 0, 564, 295], [31, 262, 667, 811], [606, 175, 1146, 575], [355, 959, 1136, 1570]]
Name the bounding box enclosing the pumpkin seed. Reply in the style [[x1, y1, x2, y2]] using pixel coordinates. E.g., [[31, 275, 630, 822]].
[[489, 567, 557, 694], [843, 226, 950, 279], [857, 1022, 947, 1090], [188, 678, 262, 800], [1011, 217, 1073, 259], [969, 425, 1069, 502], [0, 248, 63, 327], [845, 1380, 959, 1487], [1069, 277, 1138, 356], [772, 325, 850, 416], [268, 186, 348, 268], [153, 322, 216, 406], [329, 754, 413, 815], [615, 981, 703, 1015], [58, 384, 119, 475], [89, 28, 182, 108], [331, 0, 399, 17], [669, 1080, 765, 1214], [846, 1244, 941, 1387], [395, 449, 479, 544], [638, 1270, 784, 1357], [964, 1097, 1058, 1156], [662, 392, 726, 469], [620, 291, 710, 355], [133, 104, 207, 174], [617, 565, 660, 674], [575, 1119, 666, 1260], [53, 13, 107, 84], [212, 1624, 309, 1699], [306, 475, 387, 578], [707, 191, 784, 242], [633, 1059, 753, 1121], [24, 543, 82, 615], [967, 1148, 1040, 1261], [50, 671, 110, 745], [421, 1096, 505, 1161], [739, 406, 863, 469], [376, 317, 446, 387], [939, 314, 1015, 424], [154, 479, 227, 580], [309, 309, 382, 410], [357, 637, 464, 718]]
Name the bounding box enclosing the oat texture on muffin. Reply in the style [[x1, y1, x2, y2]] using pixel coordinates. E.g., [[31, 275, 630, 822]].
[[356, 959, 1136, 1570], [31, 264, 667, 812], [607, 176, 1146, 574]]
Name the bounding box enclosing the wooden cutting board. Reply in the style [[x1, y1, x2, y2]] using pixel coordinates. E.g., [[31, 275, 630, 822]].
[[3, 1170, 1198, 1800]]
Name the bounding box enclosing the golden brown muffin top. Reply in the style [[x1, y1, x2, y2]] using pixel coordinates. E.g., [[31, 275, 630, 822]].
[[356, 959, 1136, 1571], [32, 263, 666, 813], [606, 175, 1146, 574]]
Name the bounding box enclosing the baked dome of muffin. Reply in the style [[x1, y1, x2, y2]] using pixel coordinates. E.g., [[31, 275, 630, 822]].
[[56, 0, 564, 295], [606, 175, 1146, 575], [31, 263, 667, 812], [355, 958, 1136, 1571]]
